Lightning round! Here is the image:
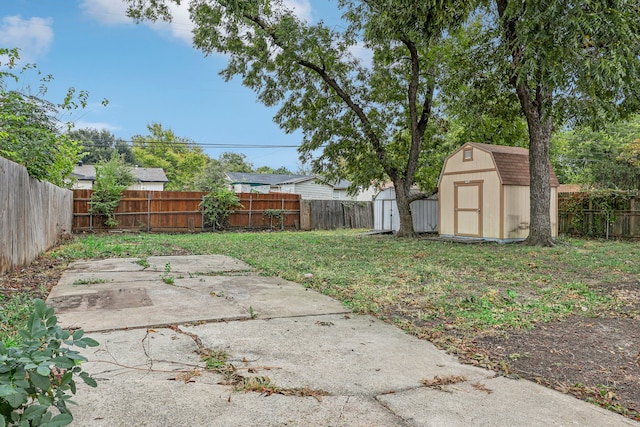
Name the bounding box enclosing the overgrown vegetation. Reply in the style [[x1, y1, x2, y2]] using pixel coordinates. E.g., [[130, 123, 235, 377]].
[[0, 299, 98, 427], [199, 188, 242, 230], [561, 189, 638, 238], [89, 153, 134, 227]]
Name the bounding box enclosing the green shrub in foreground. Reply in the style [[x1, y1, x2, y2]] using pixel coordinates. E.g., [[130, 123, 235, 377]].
[[0, 299, 98, 427]]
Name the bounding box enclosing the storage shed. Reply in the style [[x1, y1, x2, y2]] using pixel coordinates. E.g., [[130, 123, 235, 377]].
[[438, 142, 559, 242], [373, 188, 438, 233]]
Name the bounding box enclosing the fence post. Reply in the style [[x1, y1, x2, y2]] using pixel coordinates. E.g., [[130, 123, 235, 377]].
[[201, 195, 205, 231], [281, 197, 285, 230], [147, 192, 151, 232], [248, 193, 253, 228]]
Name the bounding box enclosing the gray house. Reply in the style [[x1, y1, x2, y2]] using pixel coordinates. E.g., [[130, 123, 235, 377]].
[[71, 164, 168, 191]]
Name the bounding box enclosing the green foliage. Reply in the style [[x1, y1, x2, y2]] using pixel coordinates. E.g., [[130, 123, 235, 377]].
[[254, 166, 292, 175], [561, 189, 637, 237], [0, 299, 98, 427], [193, 158, 226, 192], [89, 153, 134, 227], [218, 152, 252, 173], [132, 123, 208, 191], [0, 295, 34, 347], [263, 209, 284, 230], [68, 128, 135, 165], [552, 114, 640, 189], [200, 188, 242, 230], [0, 48, 106, 188], [439, 16, 529, 149]]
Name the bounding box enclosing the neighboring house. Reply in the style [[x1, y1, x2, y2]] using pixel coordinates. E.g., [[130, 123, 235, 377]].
[[226, 172, 375, 201], [71, 164, 169, 191]]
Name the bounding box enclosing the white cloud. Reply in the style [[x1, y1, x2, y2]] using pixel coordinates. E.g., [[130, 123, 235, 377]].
[[0, 16, 54, 63], [80, 0, 193, 44], [349, 42, 373, 69], [283, 0, 313, 22], [150, 4, 194, 44], [79, 0, 131, 25]]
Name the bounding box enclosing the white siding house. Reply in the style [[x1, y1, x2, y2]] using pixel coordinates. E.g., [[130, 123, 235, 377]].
[[226, 173, 373, 200]]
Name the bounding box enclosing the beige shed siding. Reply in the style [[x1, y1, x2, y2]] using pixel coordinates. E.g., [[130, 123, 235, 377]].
[[441, 144, 496, 174], [439, 170, 501, 237], [503, 185, 530, 239]]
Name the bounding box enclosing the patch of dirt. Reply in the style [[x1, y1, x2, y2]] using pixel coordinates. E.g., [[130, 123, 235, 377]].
[[0, 256, 67, 299], [474, 316, 640, 418]]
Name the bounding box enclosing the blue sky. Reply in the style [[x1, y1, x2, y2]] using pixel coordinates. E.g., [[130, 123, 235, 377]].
[[1, 0, 346, 171]]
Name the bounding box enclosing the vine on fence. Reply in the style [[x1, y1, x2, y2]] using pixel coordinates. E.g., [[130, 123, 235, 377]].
[[562, 189, 637, 237], [263, 209, 285, 230]]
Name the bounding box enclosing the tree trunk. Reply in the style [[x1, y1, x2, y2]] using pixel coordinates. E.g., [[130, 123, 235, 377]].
[[523, 106, 555, 246], [394, 178, 416, 237]]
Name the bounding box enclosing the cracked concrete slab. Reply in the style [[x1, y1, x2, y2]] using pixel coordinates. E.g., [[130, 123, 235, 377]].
[[44, 256, 637, 427]]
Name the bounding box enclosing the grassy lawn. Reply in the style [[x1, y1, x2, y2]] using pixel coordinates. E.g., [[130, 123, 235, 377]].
[[47, 230, 638, 335], [4, 230, 638, 340], [2, 230, 639, 416]]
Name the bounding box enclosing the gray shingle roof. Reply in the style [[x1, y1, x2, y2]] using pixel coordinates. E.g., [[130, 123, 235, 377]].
[[72, 165, 168, 182]]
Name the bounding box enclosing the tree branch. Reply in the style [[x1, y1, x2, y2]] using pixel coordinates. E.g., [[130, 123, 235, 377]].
[[245, 11, 399, 181]]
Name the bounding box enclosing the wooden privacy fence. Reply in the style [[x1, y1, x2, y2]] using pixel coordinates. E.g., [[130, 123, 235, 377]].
[[558, 195, 640, 239], [300, 200, 373, 230], [1, 156, 73, 273], [73, 190, 301, 232]]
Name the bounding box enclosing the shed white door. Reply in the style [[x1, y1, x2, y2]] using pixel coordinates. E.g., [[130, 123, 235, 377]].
[[454, 181, 482, 237]]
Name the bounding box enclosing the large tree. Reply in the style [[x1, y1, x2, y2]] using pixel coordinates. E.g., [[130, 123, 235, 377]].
[[0, 48, 104, 187], [126, 0, 472, 236], [132, 122, 208, 190], [68, 128, 135, 165], [490, 0, 640, 245]]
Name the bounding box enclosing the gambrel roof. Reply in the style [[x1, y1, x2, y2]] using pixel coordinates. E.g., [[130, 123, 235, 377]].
[[467, 143, 559, 187]]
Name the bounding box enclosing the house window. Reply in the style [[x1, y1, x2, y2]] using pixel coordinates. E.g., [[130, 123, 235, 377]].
[[463, 147, 473, 161]]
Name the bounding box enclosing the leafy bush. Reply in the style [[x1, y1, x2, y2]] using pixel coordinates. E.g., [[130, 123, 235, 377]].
[[200, 188, 242, 230], [0, 299, 99, 427], [89, 153, 133, 227]]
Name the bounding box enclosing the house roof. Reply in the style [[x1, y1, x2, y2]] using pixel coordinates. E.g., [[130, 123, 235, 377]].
[[226, 172, 352, 189], [467, 143, 559, 187], [72, 165, 168, 182], [226, 172, 307, 186]]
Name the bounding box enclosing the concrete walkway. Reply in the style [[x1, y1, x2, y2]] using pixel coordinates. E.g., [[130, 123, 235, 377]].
[[46, 256, 636, 427]]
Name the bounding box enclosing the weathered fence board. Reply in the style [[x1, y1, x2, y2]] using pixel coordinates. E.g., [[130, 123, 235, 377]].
[[1, 156, 73, 273], [301, 200, 373, 230]]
